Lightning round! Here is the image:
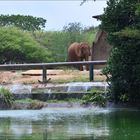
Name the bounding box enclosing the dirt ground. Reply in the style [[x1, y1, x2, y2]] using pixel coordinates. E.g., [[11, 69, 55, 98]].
[[0, 69, 106, 88]]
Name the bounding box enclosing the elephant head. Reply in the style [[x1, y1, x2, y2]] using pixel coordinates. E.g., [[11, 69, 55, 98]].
[[77, 42, 91, 61]]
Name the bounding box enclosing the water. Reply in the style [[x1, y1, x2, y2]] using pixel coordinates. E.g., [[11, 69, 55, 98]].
[[0, 107, 140, 140], [3, 82, 108, 94], [66, 82, 108, 92]]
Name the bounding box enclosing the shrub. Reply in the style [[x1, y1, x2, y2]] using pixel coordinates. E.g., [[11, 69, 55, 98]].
[[0, 87, 14, 107], [0, 27, 52, 64], [82, 90, 107, 107], [101, 0, 140, 103]]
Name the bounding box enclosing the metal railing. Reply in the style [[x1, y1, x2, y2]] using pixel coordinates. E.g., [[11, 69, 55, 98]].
[[0, 60, 107, 83]]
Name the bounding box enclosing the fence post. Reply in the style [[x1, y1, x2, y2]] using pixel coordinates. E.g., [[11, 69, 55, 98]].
[[89, 64, 94, 81], [42, 66, 47, 83]]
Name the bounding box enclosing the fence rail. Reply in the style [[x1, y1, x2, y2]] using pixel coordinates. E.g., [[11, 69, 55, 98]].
[[0, 60, 107, 82]]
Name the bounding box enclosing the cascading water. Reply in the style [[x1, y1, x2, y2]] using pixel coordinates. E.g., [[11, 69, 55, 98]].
[[66, 82, 108, 92], [0, 107, 111, 139], [7, 82, 108, 94], [0, 107, 139, 140]]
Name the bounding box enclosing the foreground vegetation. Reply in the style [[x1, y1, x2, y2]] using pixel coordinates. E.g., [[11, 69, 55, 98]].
[[101, 0, 140, 104], [0, 86, 107, 109]]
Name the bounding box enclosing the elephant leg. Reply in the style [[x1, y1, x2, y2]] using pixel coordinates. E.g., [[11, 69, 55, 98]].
[[85, 65, 89, 71], [77, 58, 83, 71], [74, 63, 83, 71], [74, 65, 78, 70], [79, 65, 84, 71], [85, 57, 89, 71]]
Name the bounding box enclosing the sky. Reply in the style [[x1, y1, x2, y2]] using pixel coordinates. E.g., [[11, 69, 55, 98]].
[[0, 1, 107, 31]]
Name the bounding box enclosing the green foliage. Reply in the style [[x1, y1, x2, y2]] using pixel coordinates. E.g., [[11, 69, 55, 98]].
[[136, 3, 140, 16], [15, 98, 47, 109], [101, 0, 140, 103], [114, 28, 140, 39], [82, 90, 107, 107], [120, 94, 129, 102], [32, 26, 95, 62], [0, 87, 14, 106], [63, 22, 83, 33], [28, 100, 46, 109], [0, 14, 46, 31], [47, 98, 82, 103], [83, 27, 97, 45], [0, 27, 52, 64], [101, 0, 139, 33]]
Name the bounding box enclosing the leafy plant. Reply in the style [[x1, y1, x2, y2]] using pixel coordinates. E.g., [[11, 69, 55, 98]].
[[0, 87, 14, 107], [15, 98, 47, 109], [120, 94, 129, 102], [82, 90, 107, 107], [101, 0, 140, 103], [28, 100, 46, 109], [0, 27, 52, 64]]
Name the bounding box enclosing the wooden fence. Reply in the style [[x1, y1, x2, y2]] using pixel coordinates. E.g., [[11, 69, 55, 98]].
[[0, 60, 107, 83]]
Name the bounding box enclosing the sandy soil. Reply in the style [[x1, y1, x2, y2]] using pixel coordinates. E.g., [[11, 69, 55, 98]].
[[0, 69, 106, 88]]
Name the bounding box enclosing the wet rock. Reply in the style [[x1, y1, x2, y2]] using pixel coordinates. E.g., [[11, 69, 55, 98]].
[[11, 101, 48, 110], [0, 97, 12, 110]]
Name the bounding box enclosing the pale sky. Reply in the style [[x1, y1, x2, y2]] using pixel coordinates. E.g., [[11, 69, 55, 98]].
[[0, 1, 107, 31]]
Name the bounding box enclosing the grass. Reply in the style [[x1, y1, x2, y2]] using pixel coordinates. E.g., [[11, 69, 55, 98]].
[[47, 98, 83, 103], [15, 98, 34, 103], [50, 76, 89, 84], [15, 98, 83, 104], [0, 87, 14, 106], [0, 69, 106, 85], [15, 98, 47, 109]]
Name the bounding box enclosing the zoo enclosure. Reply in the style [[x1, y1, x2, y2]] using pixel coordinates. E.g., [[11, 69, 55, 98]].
[[0, 60, 107, 83]]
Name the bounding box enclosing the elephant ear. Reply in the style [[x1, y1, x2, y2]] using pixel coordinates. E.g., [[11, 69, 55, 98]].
[[76, 43, 82, 57], [80, 42, 91, 56], [79, 42, 87, 55], [80, 43, 85, 54]]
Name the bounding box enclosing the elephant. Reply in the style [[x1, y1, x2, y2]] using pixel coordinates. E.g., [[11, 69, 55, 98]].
[[68, 42, 91, 71]]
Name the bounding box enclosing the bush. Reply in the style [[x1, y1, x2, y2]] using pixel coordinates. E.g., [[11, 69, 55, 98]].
[[101, 0, 140, 103], [0, 87, 14, 107], [0, 27, 52, 64], [82, 90, 107, 107]]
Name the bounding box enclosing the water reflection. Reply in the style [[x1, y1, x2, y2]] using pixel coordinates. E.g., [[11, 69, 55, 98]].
[[0, 107, 140, 140]]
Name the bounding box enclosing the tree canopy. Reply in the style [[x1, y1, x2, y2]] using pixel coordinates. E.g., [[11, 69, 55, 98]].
[[0, 27, 52, 64], [101, 0, 140, 103], [63, 22, 83, 33], [0, 14, 46, 31]]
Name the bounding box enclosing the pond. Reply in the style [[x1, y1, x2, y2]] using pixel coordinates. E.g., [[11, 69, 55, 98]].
[[0, 107, 140, 140]]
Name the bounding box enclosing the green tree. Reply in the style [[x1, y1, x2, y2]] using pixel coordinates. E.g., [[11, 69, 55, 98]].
[[101, 0, 140, 103], [63, 22, 83, 33], [0, 27, 52, 64], [136, 3, 140, 16], [0, 14, 46, 31], [62, 22, 85, 44]]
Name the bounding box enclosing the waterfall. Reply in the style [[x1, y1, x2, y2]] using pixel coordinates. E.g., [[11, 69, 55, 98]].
[[66, 82, 108, 92]]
